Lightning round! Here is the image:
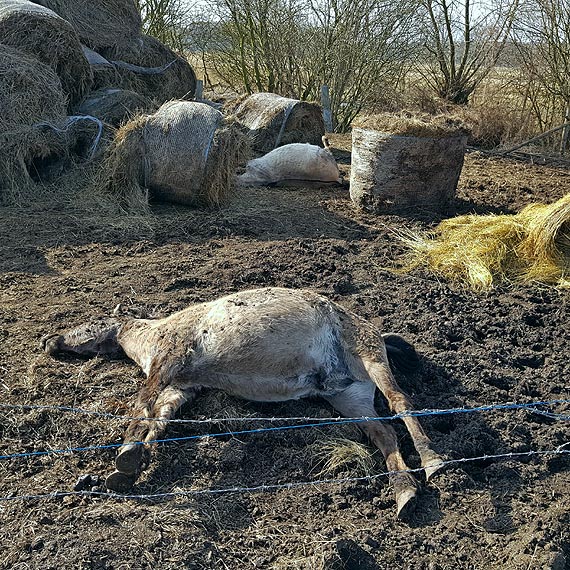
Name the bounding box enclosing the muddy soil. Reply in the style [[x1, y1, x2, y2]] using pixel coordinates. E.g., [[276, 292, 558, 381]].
[[0, 140, 569, 569]]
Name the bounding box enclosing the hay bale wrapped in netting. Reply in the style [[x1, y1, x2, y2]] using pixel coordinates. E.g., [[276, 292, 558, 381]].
[[350, 113, 469, 214], [400, 194, 570, 290], [82, 46, 120, 90], [31, 0, 142, 51], [77, 88, 153, 127], [100, 34, 197, 104], [0, 44, 67, 131], [0, 43, 67, 197], [103, 101, 250, 210], [0, 0, 92, 109], [1, 117, 106, 201], [231, 93, 325, 155]]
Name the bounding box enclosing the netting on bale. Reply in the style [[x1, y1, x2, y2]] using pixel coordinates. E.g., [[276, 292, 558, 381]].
[[78, 88, 154, 127], [231, 93, 325, 155], [101, 34, 197, 104], [350, 113, 469, 214], [400, 194, 570, 290], [30, 0, 142, 51], [0, 44, 68, 200], [103, 101, 250, 211], [82, 46, 120, 90], [0, 0, 92, 109]]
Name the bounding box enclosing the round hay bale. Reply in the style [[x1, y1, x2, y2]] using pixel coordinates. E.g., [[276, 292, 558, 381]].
[[82, 46, 120, 90], [0, 0, 93, 109], [0, 43, 68, 198], [349, 114, 469, 214], [103, 101, 250, 210], [0, 44, 67, 131], [101, 35, 197, 104], [231, 92, 325, 155], [77, 88, 153, 127], [30, 0, 142, 51]]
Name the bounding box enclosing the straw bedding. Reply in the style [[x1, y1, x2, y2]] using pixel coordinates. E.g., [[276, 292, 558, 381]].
[[103, 101, 250, 210], [0, 0, 92, 109], [401, 194, 570, 289], [232, 93, 325, 154]]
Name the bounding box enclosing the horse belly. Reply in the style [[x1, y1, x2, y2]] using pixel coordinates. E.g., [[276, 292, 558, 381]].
[[203, 373, 318, 402]]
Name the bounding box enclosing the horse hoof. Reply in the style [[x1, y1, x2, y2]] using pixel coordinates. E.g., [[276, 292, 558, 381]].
[[105, 470, 137, 493], [424, 456, 445, 482], [396, 488, 418, 520], [115, 443, 148, 474]]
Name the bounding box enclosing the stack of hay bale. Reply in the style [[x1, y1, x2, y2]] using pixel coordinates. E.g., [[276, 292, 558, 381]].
[[0, 0, 200, 200], [0, 43, 69, 198]]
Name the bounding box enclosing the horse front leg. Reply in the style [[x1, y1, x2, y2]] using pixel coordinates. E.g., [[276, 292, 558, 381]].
[[105, 384, 199, 492]]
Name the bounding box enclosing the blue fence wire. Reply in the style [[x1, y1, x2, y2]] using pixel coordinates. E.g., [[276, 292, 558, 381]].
[[1, 398, 569, 461]]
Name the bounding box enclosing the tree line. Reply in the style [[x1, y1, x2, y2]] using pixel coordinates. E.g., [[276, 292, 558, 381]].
[[139, 0, 570, 139]]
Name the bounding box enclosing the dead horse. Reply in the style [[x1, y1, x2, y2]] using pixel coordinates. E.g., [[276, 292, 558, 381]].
[[42, 287, 443, 517]]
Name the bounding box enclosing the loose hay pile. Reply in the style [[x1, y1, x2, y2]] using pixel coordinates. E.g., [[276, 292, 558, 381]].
[[0, 0, 92, 108], [232, 93, 325, 154], [30, 0, 142, 51], [350, 113, 468, 214], [102, 34, 197, 104], [0, 43, 68, 199], [103, 101, 250, 210], [400, 194, 570, 290]]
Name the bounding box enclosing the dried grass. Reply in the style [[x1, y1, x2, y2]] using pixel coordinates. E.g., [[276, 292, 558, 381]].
[[0, 0, 92, 108], [400, 194, 570, 290], [312, 438, 377, 477], [31, 0, 142, 51], [353, 111, 469, 139]]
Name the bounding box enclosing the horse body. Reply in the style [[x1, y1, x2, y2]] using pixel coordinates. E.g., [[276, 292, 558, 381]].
[[43, 286, 443, 517]]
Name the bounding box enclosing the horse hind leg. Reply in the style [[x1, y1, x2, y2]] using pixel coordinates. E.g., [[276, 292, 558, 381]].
[[324, 381, 419, 519], [361, 357, 444, 481]]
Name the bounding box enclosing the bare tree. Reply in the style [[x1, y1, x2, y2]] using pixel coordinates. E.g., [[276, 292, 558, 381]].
[[514, 0, 570, 113], [203, 0, 416, 130], [421, 0, 519, 104], [138, 0, 191, 50]]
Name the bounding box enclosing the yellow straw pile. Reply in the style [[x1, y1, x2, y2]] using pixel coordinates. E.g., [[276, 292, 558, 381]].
[[401, 194, 570, 290]]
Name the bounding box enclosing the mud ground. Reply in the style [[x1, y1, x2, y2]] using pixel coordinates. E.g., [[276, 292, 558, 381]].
[[0, 137, 569, 569]]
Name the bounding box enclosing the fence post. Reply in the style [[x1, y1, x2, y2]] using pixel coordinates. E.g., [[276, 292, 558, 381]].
[[321, 85, 333, 132], [560, 104, 570, 155], [195, 79, 204, 101]]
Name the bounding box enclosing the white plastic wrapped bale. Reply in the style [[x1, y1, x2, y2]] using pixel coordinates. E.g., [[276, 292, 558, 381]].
[[237, 143, 341, 187]]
